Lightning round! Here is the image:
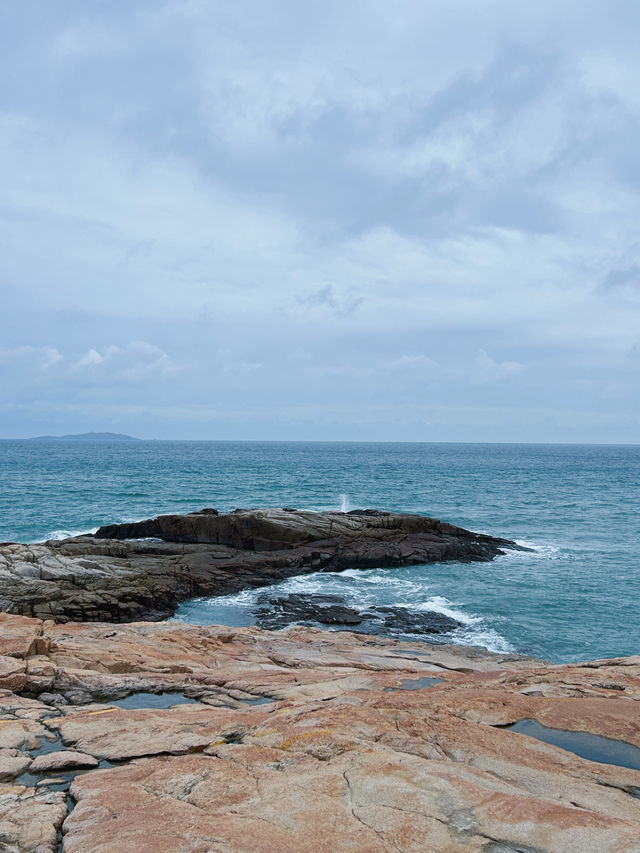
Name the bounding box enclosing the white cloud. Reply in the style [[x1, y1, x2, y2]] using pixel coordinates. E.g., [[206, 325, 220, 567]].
[[0, 342, 178, 400], [0, 346, 63, 370], [71, 342, 178, 382], [474, 350, 527, 383]]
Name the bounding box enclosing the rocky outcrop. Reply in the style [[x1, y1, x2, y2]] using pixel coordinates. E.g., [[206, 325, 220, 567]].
[[0, 612, 638, 852], [93, 507, 515, 555], [0, 508, 521, 623]]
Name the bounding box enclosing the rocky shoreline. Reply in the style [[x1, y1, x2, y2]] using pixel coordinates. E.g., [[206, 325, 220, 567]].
[[0, 612, 639, 852], [0, 508, 521, 623], [1, 509, 639, 851]]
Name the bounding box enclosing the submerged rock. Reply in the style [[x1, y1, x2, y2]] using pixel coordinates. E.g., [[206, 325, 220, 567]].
[[253, 592, 462, 636], [254, 593, 365, 628]]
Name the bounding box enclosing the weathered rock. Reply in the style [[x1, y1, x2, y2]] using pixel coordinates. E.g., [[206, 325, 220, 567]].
[[0, 508, 522, 624], [0, 748, 31, 781], [0, 612, 44, 657], [0, 785, 67, 853], [94, 506, 514, 553], [0, 614, 639, 851], [30, 750, 99, 773], [0, 655, 26, 692]]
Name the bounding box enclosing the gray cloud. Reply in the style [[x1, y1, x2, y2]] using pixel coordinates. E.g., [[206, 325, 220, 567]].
[[1, 1, 639, 440]]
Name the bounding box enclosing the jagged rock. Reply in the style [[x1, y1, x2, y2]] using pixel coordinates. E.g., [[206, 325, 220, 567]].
[[0, 508, 522, 623], [372, 605, 462, 634]]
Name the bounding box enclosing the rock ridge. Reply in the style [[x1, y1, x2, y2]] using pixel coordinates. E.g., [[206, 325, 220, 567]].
[[0, 507, 521, 624]]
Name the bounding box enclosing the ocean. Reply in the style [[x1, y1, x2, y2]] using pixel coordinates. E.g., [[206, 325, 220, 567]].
[[1, 440, 638, 664]]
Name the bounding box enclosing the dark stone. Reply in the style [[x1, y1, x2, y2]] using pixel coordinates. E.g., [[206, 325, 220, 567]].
[[255, 594, 364, 630], [370, 606, 461, 634], [253, 593, 462, 638], [1, 508, 525, 624]]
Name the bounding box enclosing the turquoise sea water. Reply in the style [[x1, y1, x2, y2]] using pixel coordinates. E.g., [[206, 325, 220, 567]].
[[1, 440, 638, 663]]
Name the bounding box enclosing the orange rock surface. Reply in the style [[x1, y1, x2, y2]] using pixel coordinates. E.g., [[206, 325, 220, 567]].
[[0, 612, 638, 851]]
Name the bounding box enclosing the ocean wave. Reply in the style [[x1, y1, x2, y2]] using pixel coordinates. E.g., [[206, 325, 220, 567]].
[[396, 595, 478, 625], [174, 566, 518, 658], [339, 493, 351, 512], [36, 528, 96, 542], [497, 540, 563, 561], [451, 625, 517, 654]]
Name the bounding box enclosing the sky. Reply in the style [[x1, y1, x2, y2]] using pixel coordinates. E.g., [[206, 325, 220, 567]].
[[1, 0, 639, 442]]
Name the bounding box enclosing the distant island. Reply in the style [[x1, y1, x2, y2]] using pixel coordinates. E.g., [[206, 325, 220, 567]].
[[29, 432, 141, 441]]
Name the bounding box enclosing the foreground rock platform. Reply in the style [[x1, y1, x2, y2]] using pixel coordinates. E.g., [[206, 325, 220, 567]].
[[0, 612, 639, 852], [0, 508, 520, 623]]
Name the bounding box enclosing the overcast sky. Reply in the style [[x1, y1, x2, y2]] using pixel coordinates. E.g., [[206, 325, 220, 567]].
[[1, 0, 639, 441]]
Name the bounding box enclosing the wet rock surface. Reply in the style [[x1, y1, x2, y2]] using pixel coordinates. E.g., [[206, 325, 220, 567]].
[[254, 592, 463, 636], [0, 508, 520, 623], [0, 612, 638, 851]]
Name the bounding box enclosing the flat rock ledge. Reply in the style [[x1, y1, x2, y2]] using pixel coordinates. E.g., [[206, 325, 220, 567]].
[[0, 508, 520, 623], [0, 612, 639, 852]]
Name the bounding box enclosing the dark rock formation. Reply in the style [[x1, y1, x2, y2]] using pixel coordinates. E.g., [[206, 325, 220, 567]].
[[253, 592, 463, 636], [0, 508, 523, 624], [93, 507, 515, 560]]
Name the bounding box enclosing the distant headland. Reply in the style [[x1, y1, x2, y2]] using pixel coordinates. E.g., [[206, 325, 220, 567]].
[[29, 432, 141, 441]]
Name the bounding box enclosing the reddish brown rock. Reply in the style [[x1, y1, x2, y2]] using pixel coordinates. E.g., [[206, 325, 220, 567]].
[[0, 656, 26, 692], [0, 612, 44, 657], [0, 614, 637, 851], [0, 785, 66, 853]]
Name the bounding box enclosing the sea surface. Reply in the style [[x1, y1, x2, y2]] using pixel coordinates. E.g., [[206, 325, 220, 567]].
[[1, 440, 638, 664]]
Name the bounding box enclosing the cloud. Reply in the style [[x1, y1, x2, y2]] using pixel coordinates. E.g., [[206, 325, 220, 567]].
[[71, 342, 178, 381], [0, 342, 178, 403], [0, 346, 63, 370], [473, 350, 527, 383], [601, 263, 640, 297], [299, 285, 364, 317], [1, 1, 640, 439]]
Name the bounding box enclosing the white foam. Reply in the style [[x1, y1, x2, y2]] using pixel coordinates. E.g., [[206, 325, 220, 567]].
[[129, 537, 164, 543], [400, 595, 478, 625], [36, 528, 97, 542], [175, 561, 520, 658], [451, 624, 516, 654], [197, 587, 261, 609], [497, 540, 562, 562]]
